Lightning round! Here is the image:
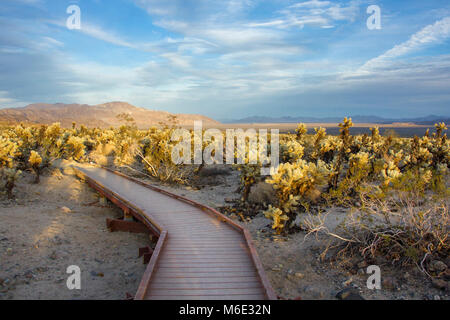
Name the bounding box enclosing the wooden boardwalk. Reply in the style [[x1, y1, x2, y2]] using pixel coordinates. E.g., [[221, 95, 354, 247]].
[[74, 166, 276, 300]]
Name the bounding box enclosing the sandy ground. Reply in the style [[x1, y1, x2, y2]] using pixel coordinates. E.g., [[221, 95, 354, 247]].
[[0, 168, 150, 300], [1, 163, 448, 300]]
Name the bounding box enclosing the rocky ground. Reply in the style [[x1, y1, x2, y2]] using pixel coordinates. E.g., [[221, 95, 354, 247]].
[[1, 163, 448, 300]]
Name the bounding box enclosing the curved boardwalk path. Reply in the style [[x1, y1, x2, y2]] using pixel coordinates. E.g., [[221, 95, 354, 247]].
[[74, 166, 276, 300]]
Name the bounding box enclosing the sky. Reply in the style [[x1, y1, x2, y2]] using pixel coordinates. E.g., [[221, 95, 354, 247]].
[[0, 0, 449, 120]]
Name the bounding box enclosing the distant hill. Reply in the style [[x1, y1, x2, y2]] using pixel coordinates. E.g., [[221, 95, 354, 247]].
[[223, 114, 450, 125], [0, 102, 219, 128]]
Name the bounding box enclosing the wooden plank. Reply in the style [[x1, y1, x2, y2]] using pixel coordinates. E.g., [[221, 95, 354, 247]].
[[159, 257, 251, 263], [162, 250, 249, 255], [135, 230, 168, 299], [151, 278, 260, 284], [163, 245, 248, 249], [156, 268, 257, 274], [157, 263, 255, 268], [149, 282, 262, 289], [160, 255, 252, 260], [155, 271, 259, 278], [147, 287, 264, 296], [243, 229, 278, 300]]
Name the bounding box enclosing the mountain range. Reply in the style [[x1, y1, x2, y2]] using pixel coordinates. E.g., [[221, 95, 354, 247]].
[[1, 102, 448, 128], [0, 102, 219, 128], [222, 114, 450, 125]]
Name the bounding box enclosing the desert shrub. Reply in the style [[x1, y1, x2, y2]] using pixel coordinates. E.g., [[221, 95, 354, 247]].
[[236, 164, 261, 202], [28, 150, 43, 183], [0, 168, 21, 199], [305, 189, 449, 268], [136, 127, 186, 183], [264, 159, 331, 233], [0, 135, 20, 168]]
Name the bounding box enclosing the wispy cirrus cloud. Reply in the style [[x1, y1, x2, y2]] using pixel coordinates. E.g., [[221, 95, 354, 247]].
[[358, 16, 450, 73], [248, 0, 361, 29]]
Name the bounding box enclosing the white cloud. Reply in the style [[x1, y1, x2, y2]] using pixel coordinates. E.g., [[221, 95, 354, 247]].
[[249, 0, 360, 30], [290, 0, 331, 9], [0, 91, 29, 108], [80, 24, 135, 48], [360, 16, 450, 72], [161, 53, 192, 68]]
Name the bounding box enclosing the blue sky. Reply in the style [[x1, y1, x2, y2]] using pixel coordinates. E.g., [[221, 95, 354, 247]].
[[0, 0, 449, 119]]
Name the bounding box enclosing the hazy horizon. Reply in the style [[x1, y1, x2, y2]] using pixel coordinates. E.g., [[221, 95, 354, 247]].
[[1, 0, 450, 119]]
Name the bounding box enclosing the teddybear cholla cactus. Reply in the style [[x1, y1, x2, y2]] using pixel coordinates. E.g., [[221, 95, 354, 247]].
[[264, 159, 331, 233], [29, 150, 43, 183], [0, 168, 21, 199]]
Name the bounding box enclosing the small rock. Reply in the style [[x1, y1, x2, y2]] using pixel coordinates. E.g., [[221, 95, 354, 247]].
[[434, 295, 441, 300], [6, 248, 13, 256], [224, 198, 234, 203], [431, 279, 448, 291], [294, 272, 305, 279], [248, 182, 277, 205], [35, 267, 48, 273], [429, 260, 447, 273], [336, 288, 365, 300], [61, 206, 72, 214], [382, 277, 397, 290], [90, 271, 104, 277], [62, 166, 75, 176], [271, 267, 281, 272]]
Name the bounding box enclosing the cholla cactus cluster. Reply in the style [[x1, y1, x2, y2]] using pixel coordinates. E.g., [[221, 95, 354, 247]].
[[264, 205, 289, 234], [138, 126, 186, 183], [0, 116, 190, 197], [260, 118, 449, 234], [264, 159, 331, 232]]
